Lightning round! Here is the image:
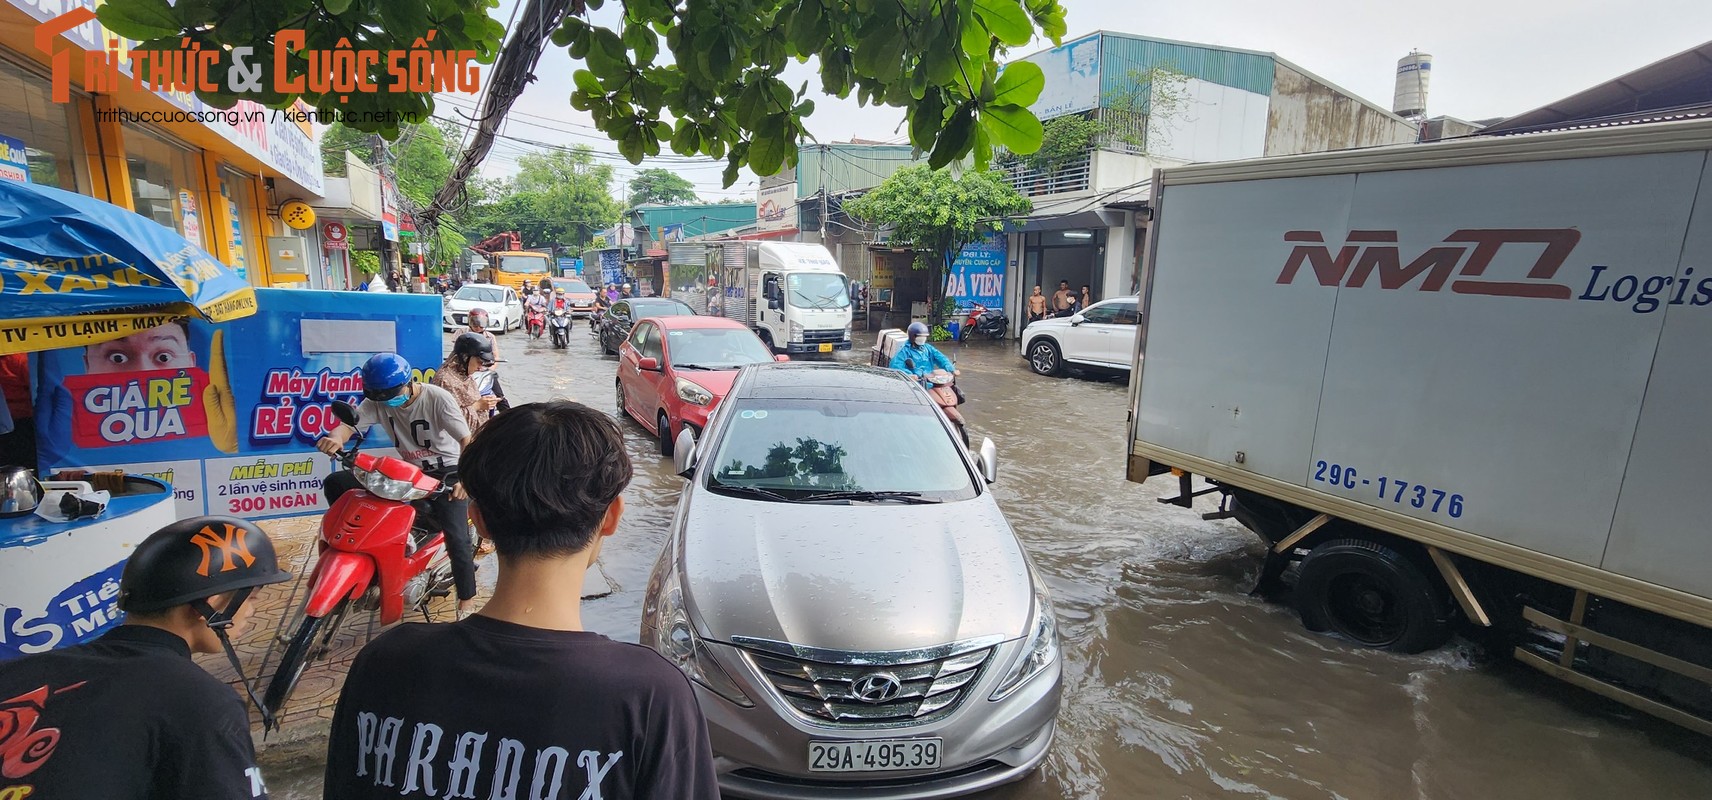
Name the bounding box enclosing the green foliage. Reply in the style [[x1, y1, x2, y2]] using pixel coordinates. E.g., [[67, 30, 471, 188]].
[[97, 0, 503, 137], [391, 122, 458, 209], [628, 168, 700, 207], [464, 148, 623, 248], [101, 0, 1066, 182], [844, 165, 1028, 321], [352, 250, 381, 275]]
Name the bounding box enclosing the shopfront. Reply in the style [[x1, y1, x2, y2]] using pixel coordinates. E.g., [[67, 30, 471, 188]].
[[1017, 228, 1108, 310], [0, 55, 88, 194], [1, 0, 328, 290], [122, 123, 208, 250]]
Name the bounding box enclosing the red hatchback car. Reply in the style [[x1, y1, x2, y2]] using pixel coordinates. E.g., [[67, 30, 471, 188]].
[[617, 315, 785, 455]]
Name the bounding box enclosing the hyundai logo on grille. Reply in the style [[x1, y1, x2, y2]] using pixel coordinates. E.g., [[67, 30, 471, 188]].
[[851, 672, 903, 704]]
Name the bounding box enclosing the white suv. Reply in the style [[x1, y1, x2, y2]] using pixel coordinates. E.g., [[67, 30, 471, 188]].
[[1019, 297, 1141, 376]]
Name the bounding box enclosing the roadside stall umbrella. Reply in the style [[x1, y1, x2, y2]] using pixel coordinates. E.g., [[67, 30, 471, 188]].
[[0, 180, 258, 356]]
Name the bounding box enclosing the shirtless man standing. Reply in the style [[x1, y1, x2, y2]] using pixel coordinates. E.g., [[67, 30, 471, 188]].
[[1051, 281, 1075, 317], [1027, 285, 1048, 324]]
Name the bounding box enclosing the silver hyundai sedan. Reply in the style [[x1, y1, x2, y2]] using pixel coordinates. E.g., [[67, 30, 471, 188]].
[[641, 363, 1062, 799]]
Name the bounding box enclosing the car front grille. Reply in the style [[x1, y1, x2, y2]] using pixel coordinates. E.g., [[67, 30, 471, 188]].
[[450, 312, 468, 325], [800, 328, 846, 344], [739, 641, 994, 726]]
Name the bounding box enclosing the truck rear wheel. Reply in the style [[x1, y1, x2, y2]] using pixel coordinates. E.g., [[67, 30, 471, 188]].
[[1294, 538, 1451, 654]]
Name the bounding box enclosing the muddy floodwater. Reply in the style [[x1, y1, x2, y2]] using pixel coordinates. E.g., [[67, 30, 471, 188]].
[[272, 322, 1712, 798]]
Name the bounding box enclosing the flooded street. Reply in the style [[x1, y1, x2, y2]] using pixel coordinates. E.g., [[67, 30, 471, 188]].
[[274, 321, 1712, 799]]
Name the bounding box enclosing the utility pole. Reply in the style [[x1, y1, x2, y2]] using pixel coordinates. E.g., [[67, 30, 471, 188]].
[[420, 0, 577, 230], [819, 144, 830, 248]]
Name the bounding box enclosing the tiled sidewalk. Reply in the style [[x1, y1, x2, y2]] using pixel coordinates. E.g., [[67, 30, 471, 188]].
[[194, 516, 488, 734]]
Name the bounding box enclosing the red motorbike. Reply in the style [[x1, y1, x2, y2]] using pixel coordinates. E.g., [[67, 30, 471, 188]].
[[262, 402, 456, 716], [525, 305, 546, 338]]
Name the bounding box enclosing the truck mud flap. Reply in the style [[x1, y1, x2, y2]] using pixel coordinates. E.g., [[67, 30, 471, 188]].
[[1514, 592, 1712, 736]]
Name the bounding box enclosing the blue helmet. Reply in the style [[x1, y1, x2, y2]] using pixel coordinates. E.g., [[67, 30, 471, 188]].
[[360, 353, 412, 400], [907, 321, 930, 337]]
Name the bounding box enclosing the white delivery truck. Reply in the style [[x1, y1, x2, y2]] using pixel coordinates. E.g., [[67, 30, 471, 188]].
[[707, 241, 853, 354], [1125, 118, 1712, 733]]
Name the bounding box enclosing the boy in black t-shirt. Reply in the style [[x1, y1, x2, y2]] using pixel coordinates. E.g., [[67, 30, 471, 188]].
[[324, 401, 718, 799]]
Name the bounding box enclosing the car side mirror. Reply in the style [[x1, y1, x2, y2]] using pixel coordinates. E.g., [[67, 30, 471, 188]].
[[977, 437, 998, 484], [331, 400, 359, 427], [1069, 313, 1086, 326], [774, 354, 790, 362], [768, 298, 783, 310], [639, 357, 661, 371], [673, 428, 699, 477]]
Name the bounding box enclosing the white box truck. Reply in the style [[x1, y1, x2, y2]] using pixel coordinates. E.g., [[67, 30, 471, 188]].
[[707, 241, 853, 354], [1125, 118, 1712, 733]]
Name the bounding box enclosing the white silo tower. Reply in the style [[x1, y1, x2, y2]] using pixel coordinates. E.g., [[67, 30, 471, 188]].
[[1393, 52, 1432, 118]]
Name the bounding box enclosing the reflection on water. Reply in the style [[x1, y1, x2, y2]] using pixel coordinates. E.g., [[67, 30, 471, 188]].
[[272, 332, 1712, 799]]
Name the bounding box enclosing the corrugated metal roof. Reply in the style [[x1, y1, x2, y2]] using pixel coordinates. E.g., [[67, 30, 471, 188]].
[[1097, 32, 1275, 102], [1482, 40, 1712, 135], [796, 144, 924, 196], [629, 203, 756, 238]]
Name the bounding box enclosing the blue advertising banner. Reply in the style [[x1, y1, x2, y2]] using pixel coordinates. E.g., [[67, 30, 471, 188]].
[[33, 289, 442, 519], [944, 235, 1007, 310], [557, 257, 579, 276], [600, 250, 624, 286]]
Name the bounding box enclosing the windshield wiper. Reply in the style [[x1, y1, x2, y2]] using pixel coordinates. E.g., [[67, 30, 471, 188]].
[[796, 490, 942, 504], [675, 363, 715, 370], [707, 483, 793, 502]]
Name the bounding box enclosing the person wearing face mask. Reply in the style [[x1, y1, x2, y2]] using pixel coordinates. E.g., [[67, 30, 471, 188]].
[[888, 321, 957, 388], [317, 353, 479, 617], [435, 333, 502, 432]]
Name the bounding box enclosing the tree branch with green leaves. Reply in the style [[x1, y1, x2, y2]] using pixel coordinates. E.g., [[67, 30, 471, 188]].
[[97, 0, 1067, 186]]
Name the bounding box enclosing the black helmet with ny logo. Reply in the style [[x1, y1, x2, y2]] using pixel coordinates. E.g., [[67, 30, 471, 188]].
[[117, 515, 292, 614]]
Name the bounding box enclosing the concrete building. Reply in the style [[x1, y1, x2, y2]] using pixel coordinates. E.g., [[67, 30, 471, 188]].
[[995, 31, 1420, 332], [0, 0, 359, 287]]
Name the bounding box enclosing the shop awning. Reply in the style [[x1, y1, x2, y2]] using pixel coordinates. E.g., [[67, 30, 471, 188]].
[[0, 180, 257, 355], [1005, 183, 1151, 233]]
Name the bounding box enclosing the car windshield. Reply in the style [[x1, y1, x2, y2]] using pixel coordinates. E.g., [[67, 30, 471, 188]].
[[554, 279, 592, 294], [706, 399, 976, 501], [455, 287, 504, 303], [665, 328, 774, 369], [787, 272, 851, 309], [634, 301, 694, 317], [497, 255, 549, 273]]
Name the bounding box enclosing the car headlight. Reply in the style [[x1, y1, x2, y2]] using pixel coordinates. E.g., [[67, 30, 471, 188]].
[[650, 570, 753, 706], [843, 323, 852, 341], [790, 320, 804, 342], [353, 465, 431, 502], [675, 377, 714, 407], [991, 571, 1059, 700]]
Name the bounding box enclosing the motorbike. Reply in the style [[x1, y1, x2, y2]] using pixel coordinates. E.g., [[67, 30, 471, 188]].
[[959, 304, 1009, 341], [549, 307, 572, 349], [525, 305, 546, 339], [905, 358, 969, 447], [925, 368, 969, 446], [262, 401, 456, 716]]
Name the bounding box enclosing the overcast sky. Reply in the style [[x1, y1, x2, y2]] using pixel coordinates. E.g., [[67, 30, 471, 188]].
[[442, 0, 1706, 202]]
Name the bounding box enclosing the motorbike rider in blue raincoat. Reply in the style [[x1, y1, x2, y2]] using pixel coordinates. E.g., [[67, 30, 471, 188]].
[[889, 321, 958, 388]]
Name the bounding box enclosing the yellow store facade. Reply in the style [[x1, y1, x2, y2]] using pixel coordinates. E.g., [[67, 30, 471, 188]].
[[0, 0, 327, 287]]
